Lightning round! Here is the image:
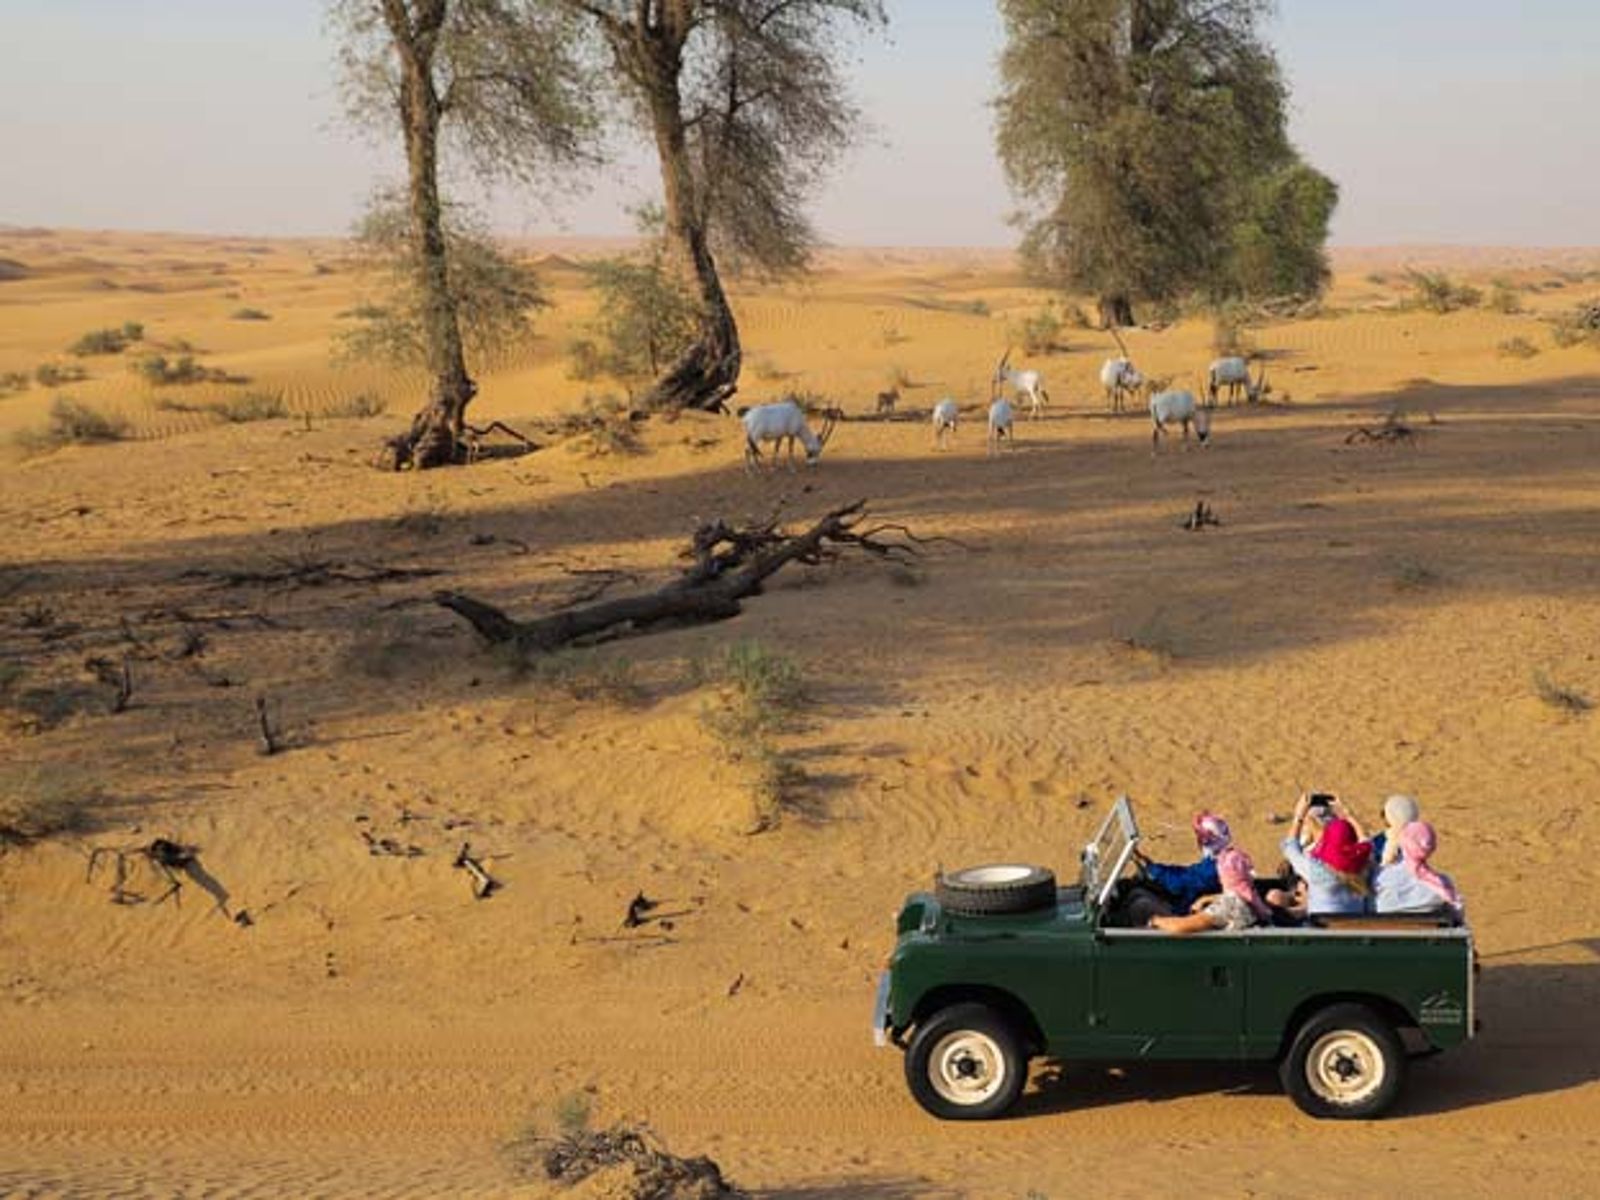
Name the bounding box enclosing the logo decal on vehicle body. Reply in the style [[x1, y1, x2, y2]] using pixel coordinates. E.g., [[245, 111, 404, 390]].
[[1419, 990, 1464, 1025]]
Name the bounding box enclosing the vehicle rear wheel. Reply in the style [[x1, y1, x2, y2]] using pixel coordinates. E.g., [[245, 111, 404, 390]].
[[1281, 1003, 1404, 1119], [935, 864, 1056, 916], [905, 1002, 1027, 1121]]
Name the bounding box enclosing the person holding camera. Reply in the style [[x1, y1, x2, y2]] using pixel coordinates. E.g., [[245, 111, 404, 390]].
[[1278, 792, 1373, 916]]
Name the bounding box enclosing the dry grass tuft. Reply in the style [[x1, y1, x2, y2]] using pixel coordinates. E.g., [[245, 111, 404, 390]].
[[1533, 670, 1592, 715], [13, 397, 131, 453]]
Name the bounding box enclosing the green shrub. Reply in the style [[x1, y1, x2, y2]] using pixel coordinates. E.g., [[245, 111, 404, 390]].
[[208, 391, 288, 423], [1548, 305, 1600, 349], [1404, 270, 1481, 314], [1534, 670, 1592, 715], [13, 397, 131, 452], [69, 327, 132, 356], [34, 362, 88, 387], [134, 353, 230, 385], [320, 392, 388, 418], [1013, 305, 1065, 355], [1486, 281, 1524, 314]]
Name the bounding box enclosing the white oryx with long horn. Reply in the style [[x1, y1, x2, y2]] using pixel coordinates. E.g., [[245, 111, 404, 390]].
[[931, 398, 960, 449], [1100, 325, 1144, 413], [993, 347, 1049, 419], [1206, 357, 1269, 408], [741, 399, 839, 471]]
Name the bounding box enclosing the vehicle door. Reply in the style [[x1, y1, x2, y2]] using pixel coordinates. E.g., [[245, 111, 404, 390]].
[[1089, 927, 1250, 1058]]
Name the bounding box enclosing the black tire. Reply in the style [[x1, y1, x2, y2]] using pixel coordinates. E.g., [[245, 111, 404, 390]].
[[905, 1002, 1027, 1120], [935, 864, 1056, 916], [1280, 1003, 1405, 1119]]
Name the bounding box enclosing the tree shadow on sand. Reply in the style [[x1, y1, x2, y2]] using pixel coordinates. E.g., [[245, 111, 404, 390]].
[[756, 1179, 960, 1200]]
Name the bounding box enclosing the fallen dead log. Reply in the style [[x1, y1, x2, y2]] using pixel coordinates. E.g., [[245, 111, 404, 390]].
[[435, 500, 947, 653]]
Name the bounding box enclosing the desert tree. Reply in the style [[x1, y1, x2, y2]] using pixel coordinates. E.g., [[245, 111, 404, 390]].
[[561, 0, 885, 412], [331, 0, 594, 469], [996, 0, 1335, 327]]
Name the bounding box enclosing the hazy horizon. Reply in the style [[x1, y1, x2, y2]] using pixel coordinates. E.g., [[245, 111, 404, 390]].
[[4, 0, 1597, 248]]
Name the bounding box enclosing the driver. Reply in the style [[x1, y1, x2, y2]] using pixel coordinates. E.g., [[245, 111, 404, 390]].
[[1132, 811, 1234, 914]]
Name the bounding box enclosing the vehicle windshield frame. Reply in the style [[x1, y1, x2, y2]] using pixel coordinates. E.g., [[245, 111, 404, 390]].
[[1081, 795, 1140, 911]]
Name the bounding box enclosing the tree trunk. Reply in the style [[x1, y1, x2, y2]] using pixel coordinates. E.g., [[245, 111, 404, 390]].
[[634, 24, 742, 413], [375, 0, 478, 471], [1099, 294, 1136, 329]]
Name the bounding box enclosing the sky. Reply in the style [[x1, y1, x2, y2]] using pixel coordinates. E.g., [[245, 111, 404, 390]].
[[1, 0, 1596, 247]]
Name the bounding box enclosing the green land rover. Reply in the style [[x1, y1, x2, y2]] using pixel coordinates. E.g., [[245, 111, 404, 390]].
[[873, 797, 1475, 1119]]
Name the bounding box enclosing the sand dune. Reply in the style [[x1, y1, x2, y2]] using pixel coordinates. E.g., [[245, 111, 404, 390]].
[[2, 228, 1599, 1197]]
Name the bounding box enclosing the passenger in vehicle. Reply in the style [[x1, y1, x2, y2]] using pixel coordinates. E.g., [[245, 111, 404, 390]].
[[1371, 794, 1421, 867], [1148, 847, 1271, 934], [1373, 821, 1464, 916], [1132, 811, 1233, 913], [1280, 794, 1372, 915]]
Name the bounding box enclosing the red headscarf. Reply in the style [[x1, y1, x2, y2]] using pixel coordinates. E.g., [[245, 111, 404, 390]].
[[1192, 811, 1232, 857], [1312, 818, 1372, 876]]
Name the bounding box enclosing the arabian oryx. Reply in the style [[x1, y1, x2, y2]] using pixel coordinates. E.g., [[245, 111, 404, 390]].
[[987, 397, 1015, 456], [1149, 387, 1211, 452], [1206, 357, 1269, 408], [993, 349, 1049, 419], [741, 399, 838, 471], [931, 398, 960, 449], [1100, 357, 1145, 413]]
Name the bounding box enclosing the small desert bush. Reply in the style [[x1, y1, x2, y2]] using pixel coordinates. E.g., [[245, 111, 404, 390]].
[[1496, 336, 1539, 360], [34, 361, 88, 387], [69, 327, 135, 356], [0, 370, 30, 395], [514, 650, 644, 706], [691, 640, 805, 716], [320, 392, 388, 418], [1486, 281, 1524, 314], [230, 307, 271, 321], [1533, 670, 1592, 715], [1404, 270, 1481, 314], [1548, 305, 1600, 350], [0, 767, 102, 847], [1013, 305, 1065, 356], [14, 397, 131, 452], [134, 353, 230, 385], [209, 390, 288, 423], [548, 395, 640, 456]]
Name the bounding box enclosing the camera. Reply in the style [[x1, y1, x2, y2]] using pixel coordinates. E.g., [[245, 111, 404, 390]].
[[1307, 791, 1336, 812]]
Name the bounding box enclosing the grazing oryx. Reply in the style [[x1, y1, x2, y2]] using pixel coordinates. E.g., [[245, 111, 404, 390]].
[[1149, 387, 1210, 452], [993, 348, 1049, 419], [931, 398, 960, 449], [875, 387, 899, 416], [1100, 356, 1145, 413], [987, 397, 1015, 456], [741, 399, 838, 471], [1206, 357, 1269, 407]]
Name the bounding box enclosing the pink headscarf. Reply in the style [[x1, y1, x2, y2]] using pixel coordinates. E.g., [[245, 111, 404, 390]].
[[1216, 847, 1270, 920], [1398, 821, 1463, 911], [1193, 811, 1233, 858]]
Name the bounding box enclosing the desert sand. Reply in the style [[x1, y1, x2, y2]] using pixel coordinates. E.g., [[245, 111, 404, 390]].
[[1, 228, 1599, 1198]]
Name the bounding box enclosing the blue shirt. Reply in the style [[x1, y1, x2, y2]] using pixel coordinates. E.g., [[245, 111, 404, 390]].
[[1373, 860, 1460, 915], [1281, 837, 1367, 915], [1144, 855, 1220, 913]]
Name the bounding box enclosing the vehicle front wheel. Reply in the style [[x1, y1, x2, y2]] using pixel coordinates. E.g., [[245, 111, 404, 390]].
[[905, 1002, 1027, 1120], [1281, 1003, 1405, 1119]]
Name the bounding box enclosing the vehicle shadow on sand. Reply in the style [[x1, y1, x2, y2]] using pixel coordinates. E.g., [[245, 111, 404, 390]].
[[1011, 951, 1600, 1119]]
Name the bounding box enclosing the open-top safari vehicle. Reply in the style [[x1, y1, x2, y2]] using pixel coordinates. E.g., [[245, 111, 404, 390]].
[[873, 796, 1475, 1120]]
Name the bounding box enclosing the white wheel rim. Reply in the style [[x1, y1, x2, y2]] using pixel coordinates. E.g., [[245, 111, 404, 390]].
[[928, 1031, 1007, 1106], [956, 866, 1033, 885], [1306, 1030, 1386, 1106]]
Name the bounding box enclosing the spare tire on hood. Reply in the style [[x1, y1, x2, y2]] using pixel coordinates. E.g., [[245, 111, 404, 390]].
[[936, 864, 1057, 916]]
